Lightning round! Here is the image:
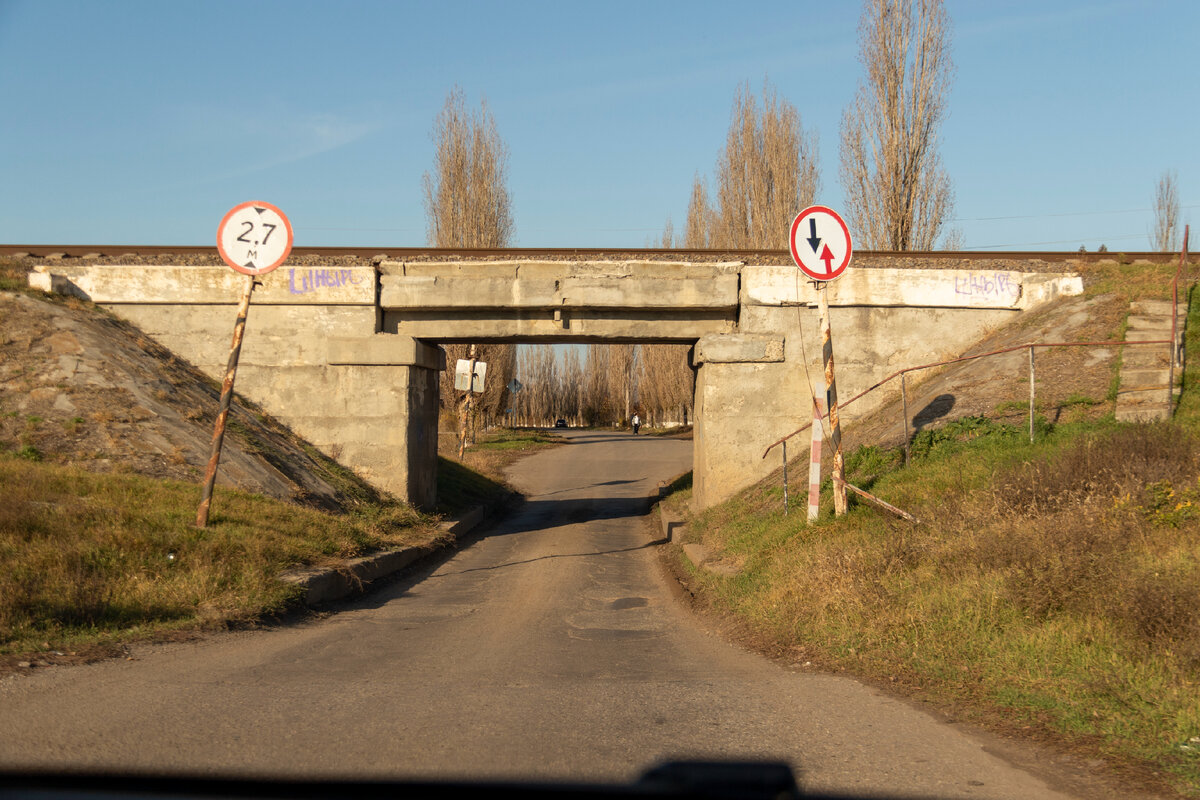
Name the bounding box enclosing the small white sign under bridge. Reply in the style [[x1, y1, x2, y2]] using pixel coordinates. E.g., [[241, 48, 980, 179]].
[[454, 359, 487, 393]]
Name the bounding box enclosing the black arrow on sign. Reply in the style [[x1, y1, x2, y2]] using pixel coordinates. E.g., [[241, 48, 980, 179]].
[[807, 218, 821, 253], [254, 207, 266, 214]]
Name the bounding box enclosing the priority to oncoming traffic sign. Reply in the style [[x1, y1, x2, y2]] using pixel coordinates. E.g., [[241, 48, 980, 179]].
[[789, 205, 852, 282]]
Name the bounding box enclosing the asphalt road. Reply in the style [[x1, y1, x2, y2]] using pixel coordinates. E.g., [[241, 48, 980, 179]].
[[0, 430, 1117, 798]]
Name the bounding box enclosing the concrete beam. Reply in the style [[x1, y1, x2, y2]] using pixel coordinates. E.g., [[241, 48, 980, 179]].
[[327, 335, 446, 370], [384, 309, 734, 342], [379, 260, 739, 310], [742, 265, 1082, 310], [35, 265, 376, 305], [694, 334, 785, 364]]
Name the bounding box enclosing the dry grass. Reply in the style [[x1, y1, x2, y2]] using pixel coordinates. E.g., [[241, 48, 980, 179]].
[[670, 420, 1200, 794], [0, 459, 443, 656]]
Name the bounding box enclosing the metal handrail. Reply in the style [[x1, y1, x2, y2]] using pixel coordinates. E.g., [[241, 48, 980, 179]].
[[762, 229, 1193, 461]]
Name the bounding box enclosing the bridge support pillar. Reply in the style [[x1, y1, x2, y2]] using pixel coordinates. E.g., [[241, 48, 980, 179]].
[[324, 336, 444, 509], [692, 334, 794, 510]]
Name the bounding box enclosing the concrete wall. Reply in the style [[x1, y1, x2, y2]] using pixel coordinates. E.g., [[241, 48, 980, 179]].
[[31, 259, 1084, 512], [35, 264, 443, 508], [688, 265, 1083, 508], [381, 260, 739, 341]]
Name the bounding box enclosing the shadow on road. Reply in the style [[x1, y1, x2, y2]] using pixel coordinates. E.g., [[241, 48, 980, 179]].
[[341, 490, 664, 611], [429, 537, 666, 578]]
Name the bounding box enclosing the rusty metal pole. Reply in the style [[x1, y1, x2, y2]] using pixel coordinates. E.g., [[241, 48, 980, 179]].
[[901, 372, 910, 465], [196, 274, 258, 528], [817, 283, 847, 515], [1028, 345, 1036, 443]]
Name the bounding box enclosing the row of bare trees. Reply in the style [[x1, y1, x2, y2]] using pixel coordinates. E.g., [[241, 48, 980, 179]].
[[422, 88, 694, 440], [677, 0, 956, 251], [511, 345, 693, 429]]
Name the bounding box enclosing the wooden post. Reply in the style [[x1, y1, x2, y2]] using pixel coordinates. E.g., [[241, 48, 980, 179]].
[[817, 284, 847, 515], [196, 274, 257, 528]]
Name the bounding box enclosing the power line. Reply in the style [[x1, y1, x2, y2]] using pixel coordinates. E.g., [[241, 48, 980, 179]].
[[960, 232, 1147, 248], [954, 203, 1200, 223]]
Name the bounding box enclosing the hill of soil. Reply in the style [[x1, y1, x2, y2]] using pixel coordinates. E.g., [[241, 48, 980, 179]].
[[0, 289, 390, 512]]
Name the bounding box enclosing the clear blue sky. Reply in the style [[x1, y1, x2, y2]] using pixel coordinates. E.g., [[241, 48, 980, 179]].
[[1, 0, 1195, 252]]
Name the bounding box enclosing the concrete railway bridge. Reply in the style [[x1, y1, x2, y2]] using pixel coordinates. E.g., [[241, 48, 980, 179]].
[[33, 257, 1082, 509]]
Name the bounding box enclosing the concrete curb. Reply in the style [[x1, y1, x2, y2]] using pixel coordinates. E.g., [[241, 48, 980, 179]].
[[279, 492, 519, 606], [657, 501, 740, 578], [656, 502, 685, 543]]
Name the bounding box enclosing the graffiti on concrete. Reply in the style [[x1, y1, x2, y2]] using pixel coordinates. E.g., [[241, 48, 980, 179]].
[[288, 268, 365, 296], [954, 272, 1021, 301]]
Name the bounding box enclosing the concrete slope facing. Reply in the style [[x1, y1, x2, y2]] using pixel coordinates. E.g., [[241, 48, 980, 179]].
[[791, 291, 1137, 464], [0, 290, 389, 511]]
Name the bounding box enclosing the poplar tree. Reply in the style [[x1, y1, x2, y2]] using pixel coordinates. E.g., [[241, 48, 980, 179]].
[[839, 0, 955, 251], [422, 87, 516, 442]]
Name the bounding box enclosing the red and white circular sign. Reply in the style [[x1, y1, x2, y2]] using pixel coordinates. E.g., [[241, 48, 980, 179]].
[[789, 205, 852, 282], [216, 201, 293, 276]]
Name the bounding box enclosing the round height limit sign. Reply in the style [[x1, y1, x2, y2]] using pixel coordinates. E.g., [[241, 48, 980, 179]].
[[217, 201, 293, 276], [790, 205, 852, 282]]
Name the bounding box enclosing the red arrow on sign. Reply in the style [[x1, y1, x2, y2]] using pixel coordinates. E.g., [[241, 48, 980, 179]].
[[819, 245, 835, 275]]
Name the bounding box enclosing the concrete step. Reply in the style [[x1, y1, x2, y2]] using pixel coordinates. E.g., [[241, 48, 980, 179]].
[[1117, 387, 1170, 404], [1121, 347, 1171, 365], [1115, 402, 1173, 423], [1125, 315, 1176, 332], [1119, 367, 1170, 388], [1125, 328, 1177, 342], [1130, 299, 1181, 316]]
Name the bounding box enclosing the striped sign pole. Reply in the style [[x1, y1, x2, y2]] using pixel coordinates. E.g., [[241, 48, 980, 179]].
[[808, 395, 823, 522]]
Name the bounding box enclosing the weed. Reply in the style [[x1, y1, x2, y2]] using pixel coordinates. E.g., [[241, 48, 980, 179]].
[[15, 445, 42, 461]]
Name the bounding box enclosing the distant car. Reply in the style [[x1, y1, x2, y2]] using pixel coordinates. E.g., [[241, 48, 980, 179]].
[[554, 419, 567, 428]]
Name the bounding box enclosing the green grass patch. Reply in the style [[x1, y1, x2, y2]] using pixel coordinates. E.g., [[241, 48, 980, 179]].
[[469, 428, 565, 451], [0, 458, 443, 657]]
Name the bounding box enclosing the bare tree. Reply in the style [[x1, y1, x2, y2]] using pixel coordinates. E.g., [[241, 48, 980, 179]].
[[709, 81, 820, 249], [637, 345, 694, 427], [1153, 170, 1181, 252], [423, 87, 513, 248], [582, 346, 612, 426], [839, 0, 954, 251], [606, 345, 638, 425], [659, 218, 676, 249], [423, 87, 516, 445], [683, 174, 713, 248]]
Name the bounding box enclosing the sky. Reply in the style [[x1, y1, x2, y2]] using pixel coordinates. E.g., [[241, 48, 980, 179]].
[[0, 0, 1196, 253]]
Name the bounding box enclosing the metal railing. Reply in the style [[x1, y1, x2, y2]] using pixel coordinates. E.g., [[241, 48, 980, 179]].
[[763, 228, 1192, 470]]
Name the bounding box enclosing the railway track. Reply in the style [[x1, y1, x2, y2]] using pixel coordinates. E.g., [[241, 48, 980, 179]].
[[0, 244, 1181, 263]]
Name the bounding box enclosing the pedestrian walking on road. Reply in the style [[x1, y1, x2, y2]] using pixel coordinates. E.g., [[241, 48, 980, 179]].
[[632, 413, 640, 435]]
